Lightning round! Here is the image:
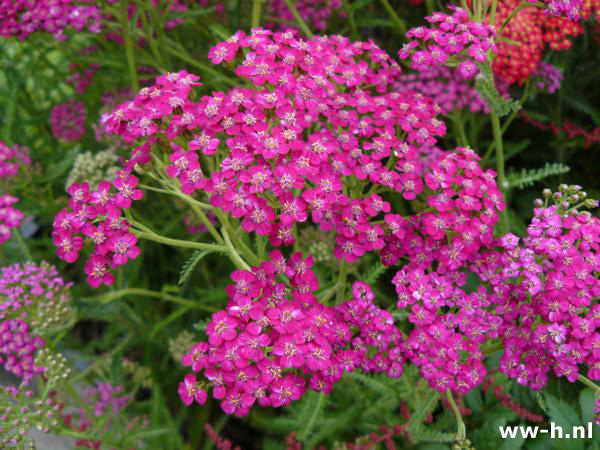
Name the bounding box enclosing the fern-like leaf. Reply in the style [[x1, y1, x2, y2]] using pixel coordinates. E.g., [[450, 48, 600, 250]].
[[413, 428, 455, 443], [363, 262, 388, 284], [178, 250, 211, 285], [476, 62, 520, 117], [507, 162, 570, 189]]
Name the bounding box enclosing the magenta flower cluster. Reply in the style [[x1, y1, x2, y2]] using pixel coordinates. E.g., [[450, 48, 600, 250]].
[[179, 251, 403, 416], [533, 62, 563, 94], [1, 140, 29, 245], [0, 319, 44, 383], [0, 194, 24, 245], [380, 147, 505, 271], [52, 174, 143, 287], [544, 0, 584, 20], [471, 194, 600, 389], [0, 0, 101, 41], [0, 261, 72, 321], [0, 262, 72, 382], [398, 66, 490, 114], [398, 7, 496, 78], [0, 141, 30, 178], [268, 0, 343, 31], [49, 100, 87, 142], [81, 383, 130, 417], [393, 269, 498, 393], [104, 30, 446, 266]]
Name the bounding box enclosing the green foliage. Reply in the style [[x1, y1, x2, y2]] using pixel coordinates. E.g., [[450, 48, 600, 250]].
[[476, 62, 521, 117], [507, 162, 570, 189], [178, 250, 212, 285]]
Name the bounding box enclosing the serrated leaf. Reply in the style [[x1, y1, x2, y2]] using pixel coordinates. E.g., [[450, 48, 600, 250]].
[[506, 162, 570, 189], [178, 250, 211, 285], [414, 428, 455, 443], [476, 61, 520, 117], [363, 262, 388, 284]]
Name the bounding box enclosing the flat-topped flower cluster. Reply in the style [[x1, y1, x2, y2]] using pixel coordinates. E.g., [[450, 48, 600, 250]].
[[179, 252, 402, 416]]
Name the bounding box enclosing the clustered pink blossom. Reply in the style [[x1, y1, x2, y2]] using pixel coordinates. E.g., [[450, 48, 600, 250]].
[[52, 174, 143, 287], [268, 0, 343, 31], [179, 252, 403, 416], [49, 100, 87, 141], [68, 63, 99, 95], [0, 261, 72, 321], [63, 383, 132, 449], [533, 62, 563, 94], [0, 141, 30, 178], [381, 147, 505, 271], [0, 319, 44, 382], [471, 192, 600, 389], [398, 66, 489, 114], [0, 262, 73, 382], [398, 7, 496, 78], [393, 268, 499, 393], [81, 383, 130, 417], [0, 194, 24, 245], [104, 30, 446, 266], [544, 0, 584, 20], [0, 141, 29, 245], [0, 0, 101, 41]]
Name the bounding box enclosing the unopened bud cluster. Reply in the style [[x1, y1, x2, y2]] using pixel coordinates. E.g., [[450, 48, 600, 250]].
[[168, 330, 196, 364], [66, 148, 120, 189], [539, 184, 599, 216], [35, 349, 70, 389], [123, 359, 153, 389], [0, 384, 63, 449]]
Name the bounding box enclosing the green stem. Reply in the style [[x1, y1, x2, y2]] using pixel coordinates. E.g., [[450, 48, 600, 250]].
[[379, 0, 407, 35], [83, 287, 217, 311], [335, 260, 348, 304], [222, 228, 251, 270], [452, 113, 469, 147], [13, 228, 32, 260], [578, 374, 600, 392], [69, 334, 134, 383], [482, 81, 531, 163], [446, 390, 467, 441], [133, 229, 227, 253], [121, 0, 139, 92], [342, 0, 359, 39], [283, 0, 314, 37], [251, 0, 262, 28], [491, 112, 510, 234]]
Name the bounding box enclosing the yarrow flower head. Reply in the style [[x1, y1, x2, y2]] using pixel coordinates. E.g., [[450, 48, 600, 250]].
[[0, 262, 74, 383], [533, 62, 563, 94], [398, 7, 496, 78], [0, 141, 30, 179], [380, 147, 505, 271], [52, 172, 143, 287], [0, 194, 24, 245], [104, 30, 446, 264], [180, 252, 403, 416], [472, 186, 600, 389], [267, 0, 343, 31], [0, 0, 101, 41], [49, 99, 87, 141]]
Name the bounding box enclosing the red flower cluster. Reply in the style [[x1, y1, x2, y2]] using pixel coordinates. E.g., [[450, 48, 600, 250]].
[[492, 0, 600, 84]]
